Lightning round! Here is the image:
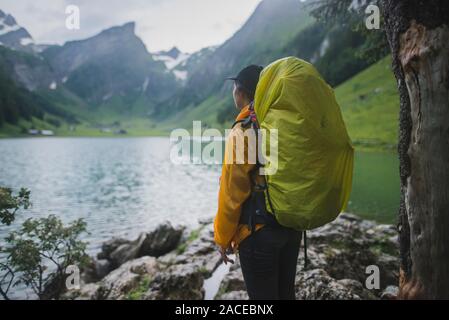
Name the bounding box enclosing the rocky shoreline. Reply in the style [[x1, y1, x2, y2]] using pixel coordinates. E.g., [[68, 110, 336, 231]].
[[64, 213, 400, 300]]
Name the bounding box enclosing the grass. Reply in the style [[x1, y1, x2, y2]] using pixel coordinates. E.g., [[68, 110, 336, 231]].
[[126, 275, 152, 300], [0, 114, 170, 138], [176, 227, 202, 255], [1, 58, 400, 150], [159, 56, 400, 152], [335, 56, 399, 151], [159, 95, 233, 134]]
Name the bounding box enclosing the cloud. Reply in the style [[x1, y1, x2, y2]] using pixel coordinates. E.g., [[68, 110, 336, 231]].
[[1, 0, 262, 52]]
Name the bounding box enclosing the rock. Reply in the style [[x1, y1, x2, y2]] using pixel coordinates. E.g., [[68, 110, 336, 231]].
[[199, 217, 214, 225], [157, 251, 179, 266], [81, 258, 112, 283], [139, 222, 184, 257], [376, 253, 400, 290], [297, 214, 399, 293], [97, 237, 130, 260], [215, 269, 246, 300], [97, 222, 184, 270], [219, 291, 249, 300], [80, 259, 100, 284], [83, 214, 400, 301], [296, 245, 328, 271], [173, 223, 221, 277], [95, 259, 112, 280], [337, 279, 377, 300], [62, 283, 101, 300], [109, 233, 146, 268], [144, 264, 204, 300], [339, 212, 362, 222], [62, 257, 158, 300], [74, 283, 101, 300], [320, 242, 380, 283], [381, 285, 399, 300], [295, 269, 367, 300], [98, 256, 159, 300]]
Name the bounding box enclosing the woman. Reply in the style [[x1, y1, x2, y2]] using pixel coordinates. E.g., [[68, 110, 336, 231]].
[[213, 65, 302, 300]]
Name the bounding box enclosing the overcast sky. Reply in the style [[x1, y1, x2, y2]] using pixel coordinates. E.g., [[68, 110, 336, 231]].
[[1, 0, 262, 53]]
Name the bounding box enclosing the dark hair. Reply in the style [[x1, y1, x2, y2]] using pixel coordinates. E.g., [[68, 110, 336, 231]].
[[235, 81, 255, 101]]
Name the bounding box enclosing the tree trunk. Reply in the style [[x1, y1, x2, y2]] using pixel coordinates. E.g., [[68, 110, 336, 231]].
[[381, 0, 449, 299]]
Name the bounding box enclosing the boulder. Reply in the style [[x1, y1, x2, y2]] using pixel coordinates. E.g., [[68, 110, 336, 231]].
[[213, 214, 400, 300], [299, 213, 399, 292], [81, 258, 112, 283], [295, 269, 373, 300], [97, 237, 130, 260], [98, 256, 159, 300], [139, 222, 184, 257], [173, 223, 221, 277], [219, 291, 249, 300], [82, 214, 400, 301], [74, 283, 101, 300], [109, 233, 146, 268], [199, 217, 214, 226], [381, 285, 399, 300], [95, 259, 112, 280], [337, 279, 377, 300], [62, 256, 158, 300], [96, 222, 184, 270], [144, 263, 204, 300], [214, 269, 246, 300]]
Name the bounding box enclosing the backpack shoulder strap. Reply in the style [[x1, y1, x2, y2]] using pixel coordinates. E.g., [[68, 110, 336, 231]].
[[231, 116, 252, 129]]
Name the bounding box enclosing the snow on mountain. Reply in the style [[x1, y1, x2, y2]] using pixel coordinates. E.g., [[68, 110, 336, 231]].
[[20, 37, 33, 46], [152, 46, 191, 81], [0, 9, 36, 52], [0, 18, 21, 36], [173, 69, 188, 81], [153, 51, 190, 70], [49, 81, 57, 90]]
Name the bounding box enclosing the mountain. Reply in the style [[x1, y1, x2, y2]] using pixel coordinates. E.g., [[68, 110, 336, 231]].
[[0, 2, 395, 144], [152, 46, 191, 83], [42, 22, 177, 108], [0, 10, 35, 53], [0, 47, 79, 135], [155, 0, 388, 132], [0, 14, 183, 133], [283, 21, 376, 87], [154, 0, 314, 124], [0, 10, 57, 92]]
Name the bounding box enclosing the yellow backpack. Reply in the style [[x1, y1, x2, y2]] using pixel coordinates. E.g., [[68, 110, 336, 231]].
[[254, 57, 354, 231]]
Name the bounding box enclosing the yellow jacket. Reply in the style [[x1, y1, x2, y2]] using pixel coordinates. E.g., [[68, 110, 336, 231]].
[[213, 105, 264, 252]]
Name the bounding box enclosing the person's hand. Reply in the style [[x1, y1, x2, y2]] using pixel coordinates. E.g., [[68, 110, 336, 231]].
[[219, 246, 234, 265]]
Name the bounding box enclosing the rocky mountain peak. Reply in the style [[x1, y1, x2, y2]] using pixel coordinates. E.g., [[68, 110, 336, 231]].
[[166, 46, 181, 59], [1, 11, 17, 26], [100, 21, 136, 38], [0, 10, 34, 52]]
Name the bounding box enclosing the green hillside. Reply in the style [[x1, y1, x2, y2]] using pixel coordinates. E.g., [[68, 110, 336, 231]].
[[0, 0, 399, 144], [1, 56, 400, 149], [335, 56, 399, 151], [160, 56, 400, 153]]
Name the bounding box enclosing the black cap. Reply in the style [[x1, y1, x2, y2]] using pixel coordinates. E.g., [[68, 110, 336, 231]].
[[226, 65, 263, 97]]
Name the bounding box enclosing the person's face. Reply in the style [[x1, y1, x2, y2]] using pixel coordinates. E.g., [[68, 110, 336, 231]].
[[232, 83, 247, 110]]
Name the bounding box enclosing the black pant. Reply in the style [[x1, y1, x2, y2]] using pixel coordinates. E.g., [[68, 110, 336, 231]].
[[238, 224, 302, 300]]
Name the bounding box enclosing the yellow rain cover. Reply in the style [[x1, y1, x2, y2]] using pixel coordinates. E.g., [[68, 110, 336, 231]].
[[254, 57, 354, 231]]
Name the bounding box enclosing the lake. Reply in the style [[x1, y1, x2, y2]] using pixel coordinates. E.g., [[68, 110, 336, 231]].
[[0, 137, 399, 256]]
